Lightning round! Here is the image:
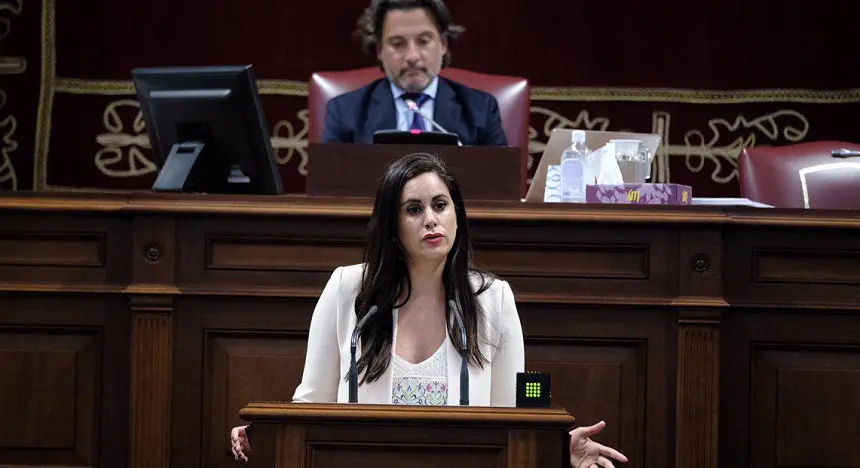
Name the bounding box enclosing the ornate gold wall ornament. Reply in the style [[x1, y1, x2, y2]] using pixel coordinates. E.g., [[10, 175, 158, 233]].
[[94, 100, 156, 178], [526, 107, 809, 184], [92, 101, 312, 179], [0, 0, 23, 190], [0, 91, 19, 190], [681, 110, 808, 184], [271, 109, 309, 176], [31, 0, 852, 190]]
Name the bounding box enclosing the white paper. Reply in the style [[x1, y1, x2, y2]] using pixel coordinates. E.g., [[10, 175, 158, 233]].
[[691, 197, 774, 208], [589, 142, 625, 185]]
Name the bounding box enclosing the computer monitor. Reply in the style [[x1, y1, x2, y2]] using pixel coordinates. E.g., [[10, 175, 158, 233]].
[[131, 65, 284, 195]]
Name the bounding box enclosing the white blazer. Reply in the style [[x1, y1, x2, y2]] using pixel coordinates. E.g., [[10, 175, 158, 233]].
[[292, 263, 525, 407]]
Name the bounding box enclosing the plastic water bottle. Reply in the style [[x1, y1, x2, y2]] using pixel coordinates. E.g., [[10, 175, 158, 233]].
[[560, 130, 590, 203]]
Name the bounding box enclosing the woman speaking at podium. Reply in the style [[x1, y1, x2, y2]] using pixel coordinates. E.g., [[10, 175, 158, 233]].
[[231, 153, 627, 468]]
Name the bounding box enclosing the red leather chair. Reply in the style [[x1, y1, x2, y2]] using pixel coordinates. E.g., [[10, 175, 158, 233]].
[[307, 67, 530, 194], [738, 141, 860, 209]]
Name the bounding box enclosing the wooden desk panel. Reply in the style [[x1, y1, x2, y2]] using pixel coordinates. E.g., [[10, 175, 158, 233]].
[[725, 226, 860, 307], [0, 214, 131, 289], [471, 222, 678, 301], [175, 216, 366, 294], [0, 293, 129, 468], [1, 192, 859, 468]]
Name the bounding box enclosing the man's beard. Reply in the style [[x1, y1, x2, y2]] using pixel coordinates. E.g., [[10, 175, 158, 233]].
[[389, 67, 432, 93]]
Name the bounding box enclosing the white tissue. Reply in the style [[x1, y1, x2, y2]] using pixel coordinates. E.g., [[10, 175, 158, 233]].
[[588, 142, 625, 185]]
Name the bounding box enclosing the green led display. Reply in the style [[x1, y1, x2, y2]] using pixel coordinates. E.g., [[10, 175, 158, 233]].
[[516, 371, 551, 408], [525, 382, 541, 398]]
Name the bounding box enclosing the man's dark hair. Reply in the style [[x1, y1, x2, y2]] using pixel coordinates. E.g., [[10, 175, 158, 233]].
[[355, 0, 465, 67]]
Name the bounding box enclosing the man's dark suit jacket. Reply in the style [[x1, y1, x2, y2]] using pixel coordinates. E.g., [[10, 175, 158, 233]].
[[322, 77, 508, 147]]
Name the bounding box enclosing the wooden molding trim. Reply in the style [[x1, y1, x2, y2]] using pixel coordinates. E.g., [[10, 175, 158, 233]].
[[5, 193, 860, 228], [129, 296, 174, 468], [241, 403, 574, 428], [675, 315, 720, 468]]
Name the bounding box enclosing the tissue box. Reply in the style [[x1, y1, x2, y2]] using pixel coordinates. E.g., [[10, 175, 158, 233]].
[[585, 184, 692, 205]]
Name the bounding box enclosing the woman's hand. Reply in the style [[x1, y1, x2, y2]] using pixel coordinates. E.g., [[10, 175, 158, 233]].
[[230, 425, 251, 462], [569, 421, 628, 468]]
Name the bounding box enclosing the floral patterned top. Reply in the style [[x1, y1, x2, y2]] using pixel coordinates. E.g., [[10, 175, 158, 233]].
[[391, 335, 448, 406]]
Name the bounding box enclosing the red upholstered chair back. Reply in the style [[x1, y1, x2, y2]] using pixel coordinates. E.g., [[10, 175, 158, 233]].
[[738, 141, 860, 209], [307, 67, 531, 191]]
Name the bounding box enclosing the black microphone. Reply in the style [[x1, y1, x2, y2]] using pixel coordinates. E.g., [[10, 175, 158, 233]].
[[832, 149, 860, 158], [349, 304, 379, 403], [448, 299, 469, 406], [404, 99, 464, 146]]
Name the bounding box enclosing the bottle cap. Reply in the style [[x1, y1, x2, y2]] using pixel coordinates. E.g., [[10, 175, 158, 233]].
[[571, 130, 586, 144]]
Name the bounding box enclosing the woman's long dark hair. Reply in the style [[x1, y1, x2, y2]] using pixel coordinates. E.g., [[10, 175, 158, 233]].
[[353, 152, 492, 384]]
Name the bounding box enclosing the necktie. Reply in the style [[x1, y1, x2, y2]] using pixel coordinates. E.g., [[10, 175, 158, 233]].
[[402, 93, 431, 131]]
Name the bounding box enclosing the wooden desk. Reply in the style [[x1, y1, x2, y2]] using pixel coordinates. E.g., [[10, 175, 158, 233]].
[[1, 192, 859, 468]]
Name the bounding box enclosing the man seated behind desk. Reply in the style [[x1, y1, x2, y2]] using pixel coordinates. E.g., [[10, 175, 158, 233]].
[[322, 0, 508, 147]]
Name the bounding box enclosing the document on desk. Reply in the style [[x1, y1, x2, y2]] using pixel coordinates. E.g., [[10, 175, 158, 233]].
[[691, 197, 774, 208]]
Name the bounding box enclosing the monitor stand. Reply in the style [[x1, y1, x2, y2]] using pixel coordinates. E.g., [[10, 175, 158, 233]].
[[152, 141, 206, 192], [152, 141, 254, 194]]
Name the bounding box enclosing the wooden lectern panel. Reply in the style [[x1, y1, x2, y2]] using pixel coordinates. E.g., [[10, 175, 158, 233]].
[[240, 403, 573, 468], [306, 143, 523, 201], [308, 443, 503, 468]]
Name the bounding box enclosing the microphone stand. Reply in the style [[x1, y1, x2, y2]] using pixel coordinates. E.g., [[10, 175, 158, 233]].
[[405, 99, 464, 146], [349, 305, 378, 403], [832, 149, 860, 158], [448, 299, 469, 406]]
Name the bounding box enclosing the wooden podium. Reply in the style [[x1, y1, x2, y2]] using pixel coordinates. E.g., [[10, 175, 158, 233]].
[[306, 143, 525, 201], [239, 402, 573, 468]]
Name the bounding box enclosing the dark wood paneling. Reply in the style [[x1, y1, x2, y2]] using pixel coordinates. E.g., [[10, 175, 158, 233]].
[[275, 425, 305, 468], [477, 242, 649, 279], [207, 236, 361, 272], [172, 297, 317, 468], [526, 343, 640, 455], [520, 304, 674, 468], [678, 229, 723, 299], [131, 216, 176, 286], [0, 215, 131, 288], [753, 248, 860, 284], [0, 232, 104, 267], [726, 227, 860, 306], [675, 311, 720, 468], [128, 216, 176, 468], [4, 193, 860, 468], [472, 222, 677, 300], [754, 347, 860, 468], [721, 311, 860, 468], [176, 217, 366, 294], [0, 333, 92, 451], [206, 334, 309, 468], [252, 416, 563, 468], [308, 443, 503, 468], [508, 430, 565, 468], [305, 424, 514, 444], [0, 294, 129, 468], [129, 297, 173, 468], [306, 143, 523, 201]]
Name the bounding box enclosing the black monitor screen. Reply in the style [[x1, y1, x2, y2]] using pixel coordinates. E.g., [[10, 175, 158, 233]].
[[132, 65, 283, 195]]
